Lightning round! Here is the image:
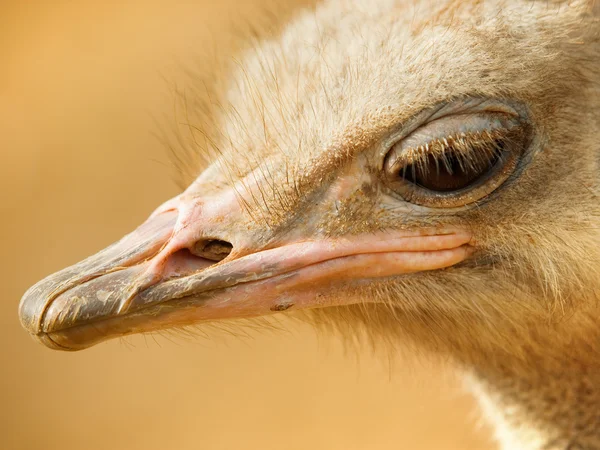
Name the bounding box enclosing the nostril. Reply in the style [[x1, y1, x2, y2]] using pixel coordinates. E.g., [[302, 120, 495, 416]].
[[191, 239, 233, 262]]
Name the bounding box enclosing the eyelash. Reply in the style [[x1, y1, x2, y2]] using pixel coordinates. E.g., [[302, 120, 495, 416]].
[[389, 128, 514, 180], [382, 119, 530, 208]]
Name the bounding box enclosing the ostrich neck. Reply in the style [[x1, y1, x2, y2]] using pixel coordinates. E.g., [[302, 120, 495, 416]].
[[467, 344, 600, 450]]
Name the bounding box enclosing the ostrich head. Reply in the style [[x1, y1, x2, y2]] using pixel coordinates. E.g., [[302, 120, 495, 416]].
[[19, 0, 600, 372]]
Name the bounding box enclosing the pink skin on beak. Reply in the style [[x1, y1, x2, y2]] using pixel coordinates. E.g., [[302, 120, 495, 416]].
[[19, 181, 473, 351]]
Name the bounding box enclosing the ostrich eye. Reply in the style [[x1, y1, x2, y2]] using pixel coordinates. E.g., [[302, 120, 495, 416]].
[[384, 112, 529, 208]]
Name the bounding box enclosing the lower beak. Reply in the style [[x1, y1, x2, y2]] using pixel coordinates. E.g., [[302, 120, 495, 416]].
[[19, 207, 472, 351]]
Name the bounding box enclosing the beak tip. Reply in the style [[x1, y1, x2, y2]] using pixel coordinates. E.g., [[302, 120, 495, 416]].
[[19, 283, 46, 337], [19, 277, 65, 347], [33, 332, 79, 351], [19, 287, 82, 352], [19, 283, 101, 352]]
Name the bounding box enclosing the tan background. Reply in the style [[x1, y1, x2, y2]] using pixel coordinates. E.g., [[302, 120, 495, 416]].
[[1, 1, 495, 449]]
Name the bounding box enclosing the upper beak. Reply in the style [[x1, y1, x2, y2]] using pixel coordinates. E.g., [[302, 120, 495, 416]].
[[19, 186, 472, 351]]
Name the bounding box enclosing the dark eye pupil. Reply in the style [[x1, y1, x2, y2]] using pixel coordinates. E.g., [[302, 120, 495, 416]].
[[400, 143, 502, 192]]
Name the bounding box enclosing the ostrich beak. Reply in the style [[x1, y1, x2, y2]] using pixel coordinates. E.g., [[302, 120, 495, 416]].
[[19, 186, 472, 351]]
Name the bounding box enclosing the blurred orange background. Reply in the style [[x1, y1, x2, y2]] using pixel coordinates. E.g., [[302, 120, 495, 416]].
[[1, 1, 494, 449]]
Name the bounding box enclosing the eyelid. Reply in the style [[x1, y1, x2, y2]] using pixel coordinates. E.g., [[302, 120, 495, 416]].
[[425, 98, 521, 121], [387, 127, 510, 176], [394, 113, 521, 156]]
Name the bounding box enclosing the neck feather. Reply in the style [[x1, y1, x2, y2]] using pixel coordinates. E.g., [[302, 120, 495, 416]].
[[466, 343, 600, 449]]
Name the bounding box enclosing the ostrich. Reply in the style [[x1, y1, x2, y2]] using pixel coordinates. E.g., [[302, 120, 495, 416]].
[[18, 0, 600, 448]]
